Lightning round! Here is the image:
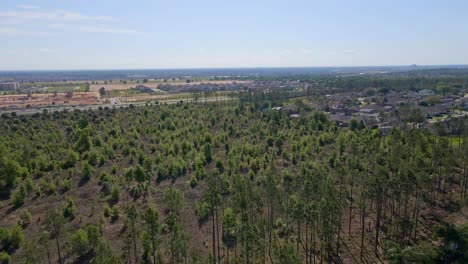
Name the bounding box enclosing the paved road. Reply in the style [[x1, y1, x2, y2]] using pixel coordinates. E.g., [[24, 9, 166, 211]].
[[0, 96, 236, 116]]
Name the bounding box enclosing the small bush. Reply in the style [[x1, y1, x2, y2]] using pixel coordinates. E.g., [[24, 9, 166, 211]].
[[109, 185, 120, 202], [195, 201, 210, 224], [132, 185, 142, 199], [81, 161, 94, 181], [62, 150, 79, 169], [103, 204, 112, 218], [9, 224, 23, 249], [9, 189, 26, 208], [46, 182, 56, 195], [60, 179, 71, 192], [19, 210, 32, 226], [63, 197, 77, 219], [111, 206, 119, 222], [190, 176, 198, 188], [71, 229, 89, 257], [88, 151, 99, 166], [0, 252, 10, 264], [110, 165, 117, 175], [0, 227, 10, 249]]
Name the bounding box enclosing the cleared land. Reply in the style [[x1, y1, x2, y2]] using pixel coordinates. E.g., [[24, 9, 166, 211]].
[[0, 92, 100, 108], [90, 80, 249, 92]]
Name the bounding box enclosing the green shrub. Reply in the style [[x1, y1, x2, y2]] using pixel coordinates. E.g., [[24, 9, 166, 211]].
[[60, 179, 71, 192], [0, 252, 10, 264], [111, 206, 119, 222], [62, 150, 79, 169], [88, 151, 99, 166], [103, 204, 112, 217], [110, 165, 117, 175], [9, 189, 26, 207], [9, 224, 23, 249], [195, 201, 210, 224], [109, 185, 120, 202], [99, 156, 106, 166], [19, 210, 32, 226], [46, 181, 56, 195], [0, 157, 26, 195], [71, 228, 89, 257], [133, 164, 147, 183], [0, 227, 10, 249], [63, 197, 77, 219], [81, 161, 94, 181], [132, 185, 142, 199], [190, 176, 198, 188]]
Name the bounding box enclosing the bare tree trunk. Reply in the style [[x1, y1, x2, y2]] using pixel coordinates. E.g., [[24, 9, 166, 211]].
[[216, 207, 221, 263], [375, 192, 382, 257], [55, 238, 62, 264], [360, 205, 366, 262], [348, 174, 354, 235], [212, 210, 216, 264], [46, 243, 51, 264]]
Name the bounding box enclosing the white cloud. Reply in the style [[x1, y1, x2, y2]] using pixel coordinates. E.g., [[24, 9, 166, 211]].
[[39, 48, 56, 53], [0, 6, 141, 37], [0, 9, 112, 22], [51, 24, 144, 35], [300, 48, 313, 54], [17, 5, 41, 10], [0, 27, 54, 36], [343, 49, 357, 54], [281, 49, 293, 55]]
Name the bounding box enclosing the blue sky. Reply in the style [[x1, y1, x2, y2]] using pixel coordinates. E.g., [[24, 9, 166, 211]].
[[1, 0, 467, 70]]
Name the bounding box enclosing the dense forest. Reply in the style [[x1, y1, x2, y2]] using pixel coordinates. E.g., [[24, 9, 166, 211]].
[[0, 99, 467, 263]]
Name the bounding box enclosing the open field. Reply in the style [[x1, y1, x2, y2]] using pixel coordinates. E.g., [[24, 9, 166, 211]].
[[90, 80, 249, 92], [0, 92, 100, 108]]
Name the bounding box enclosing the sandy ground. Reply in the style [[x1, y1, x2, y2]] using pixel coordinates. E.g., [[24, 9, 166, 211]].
[[0, 92, 101, 108], [91, 80, 249, 92]]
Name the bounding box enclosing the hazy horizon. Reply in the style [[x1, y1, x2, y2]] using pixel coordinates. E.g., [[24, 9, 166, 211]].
[[2, 0, 468, 70]]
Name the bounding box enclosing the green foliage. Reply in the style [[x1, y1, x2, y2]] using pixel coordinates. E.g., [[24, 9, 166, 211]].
[[273, 240, 301, 264], [0, 252, 10, 264], [62, 149, 79, 169], [103, 203, 112, 217], [81, 161, 94, 181], [88, 150, 99, 166], [436, 223, 468, 263], [133, 164, 147, 183], [132, 185, 142, 199], [189, 175, 198, 188], [45, 208, 66, 240], [71, 228, 89, 258], [195, 201, 210, 223], [0, 97, 466, 264], [163, 188, 182, 215], [10, 188, 26, 207], [385, 241, 438, 264], [111, 206, 120, 221], [0, 157, 26, 195], [215, 158, 224, 173], [19, 210, 32, 226], [203, 143, 212, 164], [0, 224, 23, 250], [60, 178, 71, 192], [63, 197, 77, 219], [8, 223, 24, 249], [76, 128, 92, 153], [109, 185, 121, 202]]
